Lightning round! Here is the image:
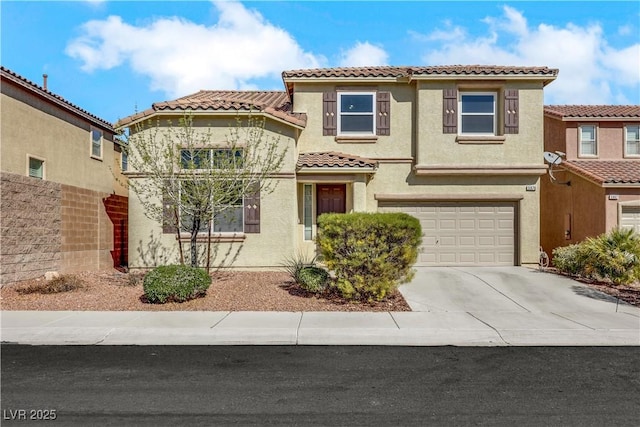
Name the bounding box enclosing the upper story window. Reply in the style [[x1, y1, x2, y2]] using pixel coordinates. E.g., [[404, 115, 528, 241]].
[[121, 151, 128, 171], [338, 92, 375, 135], [459, 92, 496, 135], [625, 124, 640, 157], [180, 148, 243, 169], [90, 128, 103, 159], [28, 156, 44, 179], [579, 124, 597, 157]]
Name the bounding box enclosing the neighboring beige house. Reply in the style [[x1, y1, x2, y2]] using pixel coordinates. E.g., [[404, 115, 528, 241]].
[[541, 105, 640, 256], [119, 65, 558, 270], [0, 66, 129, 284]]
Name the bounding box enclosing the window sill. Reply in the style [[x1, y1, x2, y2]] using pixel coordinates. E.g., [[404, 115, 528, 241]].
[[455, 135, 505, 144], [90, 155, 103, 161], [335, 135, 378, 143], [177, 233, 246, 243]]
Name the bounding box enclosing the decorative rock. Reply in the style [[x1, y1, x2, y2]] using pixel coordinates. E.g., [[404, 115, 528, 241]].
[[45, 271, 60, 281]]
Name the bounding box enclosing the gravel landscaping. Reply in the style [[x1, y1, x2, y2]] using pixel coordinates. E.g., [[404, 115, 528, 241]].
[[0, 269, 411, 312]]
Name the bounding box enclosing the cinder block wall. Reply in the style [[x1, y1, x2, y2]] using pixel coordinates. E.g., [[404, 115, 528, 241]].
[[1, 172, 128, 285], [1, 173, 62, 284]]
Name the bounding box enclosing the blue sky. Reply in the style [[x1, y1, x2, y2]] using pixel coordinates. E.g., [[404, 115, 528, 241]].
[[2, 0, 639, 123]]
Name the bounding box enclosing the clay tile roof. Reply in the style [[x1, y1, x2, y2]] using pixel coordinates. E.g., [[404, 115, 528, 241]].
[[117, 90, 306, 128], [297, 152, 378, 169], [0, 66, 114, 131], [282, 65, 558, 79], [544, 105, 640, 119], [561, 160, 640, 185]]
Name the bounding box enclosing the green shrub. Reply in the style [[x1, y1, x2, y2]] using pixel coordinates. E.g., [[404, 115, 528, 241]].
[[552, 244, 588, 276], [17, 274, 85, 295], [281, 251, 317, 285], [143, 265, 211, 303], [316, 212, 422, 301], [297, 266, 329, 293], [553, 228, 640, 285]]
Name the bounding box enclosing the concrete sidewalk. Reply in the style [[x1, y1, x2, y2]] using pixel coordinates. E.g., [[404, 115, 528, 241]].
[[2, 267, 639, 346], [2, 308, 639, 346]]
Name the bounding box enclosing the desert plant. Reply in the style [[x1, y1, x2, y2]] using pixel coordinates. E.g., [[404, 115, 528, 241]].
[[580, 228, 640, 285], [297, 266, 330, 293], [316, 212, 422, 301], [17, 274, 85, 295], [143, 264, 211, 303], [281, 251, 317, 285]]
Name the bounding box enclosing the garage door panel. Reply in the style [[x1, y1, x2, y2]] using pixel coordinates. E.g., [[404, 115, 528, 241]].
[[379, 201, 516, 266]]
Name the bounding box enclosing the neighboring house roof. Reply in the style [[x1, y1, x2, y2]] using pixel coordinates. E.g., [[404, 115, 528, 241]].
[[561, 160, 640, 185], [297, 152, 378, 169], [116, 90, 307, 129], [544, 105, 640, 120], [0, 66, 114, 132]]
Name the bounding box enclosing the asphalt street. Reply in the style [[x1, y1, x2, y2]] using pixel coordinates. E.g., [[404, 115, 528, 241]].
[[2, 345, 639, 426]]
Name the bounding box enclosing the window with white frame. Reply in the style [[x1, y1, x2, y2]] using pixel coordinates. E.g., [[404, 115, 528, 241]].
[[179, 180, 244, 234], [338, 92, 375, 135], [459, 92, 496, 135], [90, 129, 103, 158], [121, 151, 128, 171], [579, 124, 597, 156], [28, 156, 44, 179], [625, 125, 640, 156], [303, 184, 313, 240]]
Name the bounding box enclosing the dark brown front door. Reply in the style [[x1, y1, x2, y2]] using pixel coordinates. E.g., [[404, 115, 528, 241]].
[[316, 184, 346, 218]]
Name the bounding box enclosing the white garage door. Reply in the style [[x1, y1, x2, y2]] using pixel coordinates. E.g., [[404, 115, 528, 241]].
[[620, 205, 640, 233], [379, 201, 516, 266]]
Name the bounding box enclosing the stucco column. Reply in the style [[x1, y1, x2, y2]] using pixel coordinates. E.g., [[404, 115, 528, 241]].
[[352, 177, 367, 212]]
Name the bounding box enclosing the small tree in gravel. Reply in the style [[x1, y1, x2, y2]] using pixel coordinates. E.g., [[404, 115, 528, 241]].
[[119, 112, 287, 269]]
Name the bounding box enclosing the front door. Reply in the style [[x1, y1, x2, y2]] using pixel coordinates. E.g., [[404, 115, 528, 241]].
[[316, 184, 346, 218]]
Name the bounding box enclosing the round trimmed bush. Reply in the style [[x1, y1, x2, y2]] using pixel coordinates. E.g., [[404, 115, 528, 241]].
[[297, 266, 329, 293], [143, 265, 211, 303]]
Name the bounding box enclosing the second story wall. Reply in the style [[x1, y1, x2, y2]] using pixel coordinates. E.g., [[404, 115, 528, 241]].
[[1, 77, 120, 195]]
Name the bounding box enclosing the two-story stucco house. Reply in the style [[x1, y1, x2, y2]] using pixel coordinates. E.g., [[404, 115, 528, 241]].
[[120, 65, 558, 270], [0, 66, 129, 284], [541, 105, 640, 255]]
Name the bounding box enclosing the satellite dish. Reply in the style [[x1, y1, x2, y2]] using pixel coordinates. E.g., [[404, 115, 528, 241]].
[[543, 151, 562, 165]]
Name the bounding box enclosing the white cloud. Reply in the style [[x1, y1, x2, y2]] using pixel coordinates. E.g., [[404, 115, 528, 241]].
[[66, 0, 324, 97], [416, 6, 640, 104], [338, 41, 389, 67]]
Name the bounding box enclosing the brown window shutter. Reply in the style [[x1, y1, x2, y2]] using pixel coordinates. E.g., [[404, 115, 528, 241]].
[[244, 182, 260, 233], [323, 91, 337, 136], [504, 89, 519, 134], [376, 91, 391, 135], [162, 180, 178, 234], [443, 89, 457, 133]]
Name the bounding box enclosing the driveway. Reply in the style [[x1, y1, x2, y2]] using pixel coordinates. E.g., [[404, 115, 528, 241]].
[[398, 267, 640, 345]]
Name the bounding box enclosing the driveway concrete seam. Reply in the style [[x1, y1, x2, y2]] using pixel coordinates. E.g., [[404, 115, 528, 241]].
[[388, 312, 401, 329], [550, 312, 596, 330], [453, 267, 531, 312], [209, 311, 231, 329], [41, 312, 77, 327], [467, 312, 510, 345]]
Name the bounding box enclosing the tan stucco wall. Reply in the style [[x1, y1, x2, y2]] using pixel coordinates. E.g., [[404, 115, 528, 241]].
[[292, 83, 415, 160], [416, 81, 545, 166], [125, 114, 298, 269], [1, 92, 118, 194], [128, 176, 297, 269]]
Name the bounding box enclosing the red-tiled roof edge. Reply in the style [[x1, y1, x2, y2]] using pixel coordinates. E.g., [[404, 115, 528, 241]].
[[297, 151, 378, 168], [1, 66, 114, 131], [560, 160, 640, 185], [560, 161, 605, 185], [544, 105, 640, 119], [282, 65, 559, 79], [116, 90, 306, 128]]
